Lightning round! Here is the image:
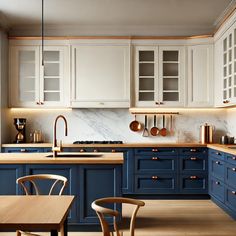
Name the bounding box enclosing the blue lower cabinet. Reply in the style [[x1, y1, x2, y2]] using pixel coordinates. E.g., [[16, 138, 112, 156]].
[[209, 176, 225, 202], [2, 147, 46, 153], [0, 164, 24, 195], [179, 174, 208, 194], [225, 163, 236, 189], [208, 149, 224, 161], [225, 154, 236, 165], [180, 154, 207, 172], [134, 174, 177, 194], [209, 157, 224, 181], [25, 164, 77, 223], [225, 185, 236, 215], [78, 165, 122, 224], [179, 147, 207, 155]]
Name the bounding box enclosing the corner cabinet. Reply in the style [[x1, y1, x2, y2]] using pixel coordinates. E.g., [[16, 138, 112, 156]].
[[187, 44, 214, 107], [71, 42, 130, 108], [9, 45, 69, 108], [134, 46, 185, 107]]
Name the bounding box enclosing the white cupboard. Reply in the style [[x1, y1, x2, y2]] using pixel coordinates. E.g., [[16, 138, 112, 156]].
[[9, 45, 69, 108], [134, 46, 185, 107], [71, 43, 130, 108], [187, 44, 214, 107]]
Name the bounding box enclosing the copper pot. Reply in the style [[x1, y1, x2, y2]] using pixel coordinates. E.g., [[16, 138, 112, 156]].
[[129, 115, 142, 132]]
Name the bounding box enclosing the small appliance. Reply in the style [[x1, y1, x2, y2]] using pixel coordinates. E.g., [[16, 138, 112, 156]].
[[200, 123, 214, 144], [14, 118, 26, 143]]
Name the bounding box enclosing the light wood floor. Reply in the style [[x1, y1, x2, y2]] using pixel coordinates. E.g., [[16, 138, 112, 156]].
[[1, 200, 236, 236]]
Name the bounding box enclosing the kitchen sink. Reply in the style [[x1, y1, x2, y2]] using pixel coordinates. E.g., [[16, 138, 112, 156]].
[[46, 153, 103, 158]]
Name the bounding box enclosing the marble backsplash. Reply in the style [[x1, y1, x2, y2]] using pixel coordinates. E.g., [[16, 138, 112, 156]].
[[7, 108, 228, 144]]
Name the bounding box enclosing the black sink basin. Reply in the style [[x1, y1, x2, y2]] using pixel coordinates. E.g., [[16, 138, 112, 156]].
[[46, 153, 103, 158]]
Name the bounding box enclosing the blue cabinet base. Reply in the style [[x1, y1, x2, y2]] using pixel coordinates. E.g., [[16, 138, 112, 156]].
[[123, 194, 210, 199]]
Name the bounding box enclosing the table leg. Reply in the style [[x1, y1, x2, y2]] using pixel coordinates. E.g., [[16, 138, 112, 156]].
[[50, 230, 58, 236], [60, 218, 68, 236]]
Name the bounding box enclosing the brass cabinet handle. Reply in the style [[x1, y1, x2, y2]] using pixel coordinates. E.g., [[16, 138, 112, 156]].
[[223, 100, 230, 103], [152, 176, 158, 180], [190, 157, 197, 161], [20, 149, 26, 152], [190, 176, 197, 179], [111, 149, 116, 153], [232, 191, 236, 195], [152, 149, 158, 152], [215, 181, 220, 185], [80, 149, 85, 153], [190, 149, 197, 152], [232, 168, 236, 171], [152, 157, 159, 160]]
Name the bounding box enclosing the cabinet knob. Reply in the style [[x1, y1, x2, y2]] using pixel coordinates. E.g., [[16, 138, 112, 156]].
[[152, 149, 158, 152], [152, 157, 159, 160], [111, 149, 116, 153], [223, 100, 230, 104], [215, 161, 220, 164], [232, 157, 236, 160], [36, 102, 40, 105], [190, 176, 197, 179], [152, 176, 158, 180], [232, 168, 236, 171], [20, 149, 26, 152], [159, 102, 164, 105], [99, 102, 105, 105], [155, 102, 160, 105], [80, 149, 85, 153], [93, 149, 98, 152], [190, 157, 197, 161], [232, 191, 236, 195], [215, 181, 220, 185], [215, 152, 221, 155], [190, 149, 197, 152], [40, 102, 44, 105]]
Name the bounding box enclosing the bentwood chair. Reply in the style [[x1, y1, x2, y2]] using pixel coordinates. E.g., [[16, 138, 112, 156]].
[[16, 174, 68, 236], [91, 197, 145, 236]]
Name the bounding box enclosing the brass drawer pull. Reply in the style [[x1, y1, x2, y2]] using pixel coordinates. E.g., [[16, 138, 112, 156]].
[[152, 149, 158, 152], [152, 157, 159, 160], [152, 176, 158, 180], [111, 149, 116, 153], [80, 149, 85, 153], [190, 149, 197, 152], [232, 168, 236, 171], [232, 191, 236, 195], [215, 161, 220, 164], [190, 176, 197, 179], [215, 181, 220, 185], [190, 157, 197, 161], [20, 149, 26, 152]]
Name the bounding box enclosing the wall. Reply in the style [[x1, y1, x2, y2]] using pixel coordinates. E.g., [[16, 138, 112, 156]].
[[7, 108, 227, 144], [226, 109, 236, 138]]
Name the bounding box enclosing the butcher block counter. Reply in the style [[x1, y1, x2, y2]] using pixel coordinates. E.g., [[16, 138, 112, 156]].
[[0, 152, 123, 164]]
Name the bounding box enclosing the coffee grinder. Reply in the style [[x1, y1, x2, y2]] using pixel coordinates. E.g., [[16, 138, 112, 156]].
[[14, 118, 26, 143]]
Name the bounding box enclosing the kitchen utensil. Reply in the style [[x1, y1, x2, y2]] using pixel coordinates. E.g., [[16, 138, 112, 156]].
[[129, 115, 142, 132], [220, 135, 229, 144], [150, 115, 159, 136], [170, 115, 174, 136], [142, 115, 149, 137], [228, 137, 235, 144], [159, 115, 167, 136], [200, 123, 214, 144], [32, 130, 43, 143]]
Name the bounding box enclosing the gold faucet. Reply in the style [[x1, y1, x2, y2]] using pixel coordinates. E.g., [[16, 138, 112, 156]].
[[52, 115, 68, 157]]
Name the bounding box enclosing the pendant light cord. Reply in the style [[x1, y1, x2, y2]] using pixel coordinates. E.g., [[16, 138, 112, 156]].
[[42, 0, 44, 66]]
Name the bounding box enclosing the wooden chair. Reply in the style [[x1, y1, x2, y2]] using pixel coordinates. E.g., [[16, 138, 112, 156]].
[[91, 197, 145, 236], [16, 174, 68, 236]]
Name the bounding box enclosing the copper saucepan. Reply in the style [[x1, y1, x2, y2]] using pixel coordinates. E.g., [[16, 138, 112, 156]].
[[129, 115, 142, 132], [150, 115, 159, 136]]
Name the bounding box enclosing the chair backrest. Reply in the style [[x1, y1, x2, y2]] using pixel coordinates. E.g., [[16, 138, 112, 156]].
[[91, 197, 145, 236], [16, 174, 68, 195]]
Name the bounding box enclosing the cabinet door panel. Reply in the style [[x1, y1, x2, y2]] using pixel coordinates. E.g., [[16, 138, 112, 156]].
[[209, 157, 225, 181], [180, 155, 207, 172], [225, 185, 236, 212], [225, 163, 236, 188], [209, 176, 225, 202]]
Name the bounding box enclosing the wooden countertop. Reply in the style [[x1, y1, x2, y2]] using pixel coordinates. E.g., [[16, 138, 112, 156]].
[[0, 152, 123, 164], [1, 142, 207, 148], [207, 144, 236, 155]]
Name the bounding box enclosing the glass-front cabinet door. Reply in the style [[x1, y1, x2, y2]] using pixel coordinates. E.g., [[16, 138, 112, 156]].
[[9, 45, 69, 108], [10, 46, 40, 107], [134, 46, 184, 107]]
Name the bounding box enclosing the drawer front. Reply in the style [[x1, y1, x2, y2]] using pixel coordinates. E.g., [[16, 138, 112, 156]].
[[209, 157, 225, 180], [209, 176, 225, 202], [225, 163, 236, 189], [1, 147, 45, 153], [180, 155, 207, 172], [225, 154, 236, 165], [225, 185, 236, 212], [179, 147, 207, 155], [134, 148, 177, 156], [135, 156, 177, 173], [134, 174, 177, 194], [179, 174, 208, 194], [208, 149, 224, 161]]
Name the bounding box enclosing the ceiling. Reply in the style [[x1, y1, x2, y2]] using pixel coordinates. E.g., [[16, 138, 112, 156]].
[[0, 0, 235, 36]]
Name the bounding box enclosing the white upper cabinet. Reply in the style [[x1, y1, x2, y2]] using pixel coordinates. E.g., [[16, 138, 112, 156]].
[[187, 44, 214, 107], [134, 46, 185, 107], [71, 43, 130, 108], [9, 44, 69, 108]]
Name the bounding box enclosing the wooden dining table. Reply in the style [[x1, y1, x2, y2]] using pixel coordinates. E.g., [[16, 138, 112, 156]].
[[0, 195, 74, 236]]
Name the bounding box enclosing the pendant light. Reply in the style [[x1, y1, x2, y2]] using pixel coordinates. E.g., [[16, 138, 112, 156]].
[[41, 0, 44, 66]]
